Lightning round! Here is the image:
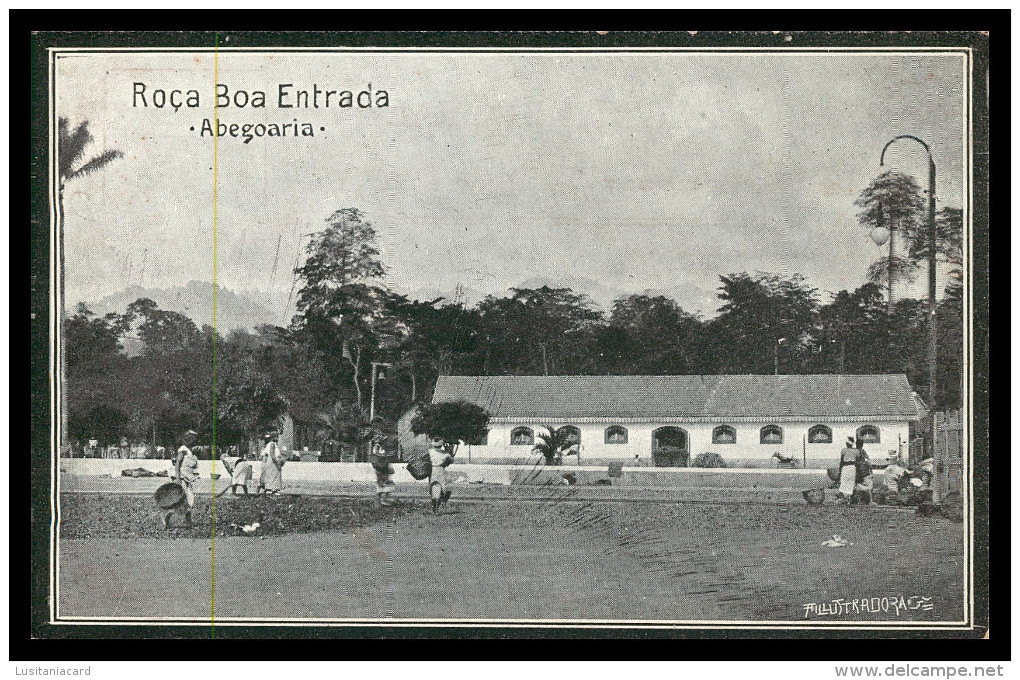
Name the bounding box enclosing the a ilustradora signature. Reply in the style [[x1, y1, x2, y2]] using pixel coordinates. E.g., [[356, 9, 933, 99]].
[[803, 595, 934, 618]]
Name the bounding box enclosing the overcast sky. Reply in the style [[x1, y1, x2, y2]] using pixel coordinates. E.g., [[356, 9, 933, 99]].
[[56, 49, 968, 318]]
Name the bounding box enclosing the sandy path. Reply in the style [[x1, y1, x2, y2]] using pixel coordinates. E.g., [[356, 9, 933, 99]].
[[57, 498, 965, 623]]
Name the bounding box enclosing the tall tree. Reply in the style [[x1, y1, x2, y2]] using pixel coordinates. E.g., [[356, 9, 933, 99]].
[[125, 297, 203, 353], [855, 171, 926, 304], [934, 285, 964, 410], [604, 294, 707, 374], [216, 330, 289, 454], [116, 299, 213, 448], [293, 208, 394, 406], [709, 272, 820, 374], [856, 170, 965, 408], [811, 283, 890, 374], [476, 286, 603, 376], [252, 323, 343, 425], [389, 295, 482, 404], [57, 118, 123, 442], [63, 303, 129, 446], [924, 207, 965, 297], [58, 119, 124, 305]]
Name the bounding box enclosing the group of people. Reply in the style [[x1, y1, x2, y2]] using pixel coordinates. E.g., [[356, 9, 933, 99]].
[[162, 430, 290, 529], [162, 427, 457, 528], [835, 436, 936, 506], [217, 432, 288, 496], [66, 439, 168, 459], [371, 433, 455, 513]]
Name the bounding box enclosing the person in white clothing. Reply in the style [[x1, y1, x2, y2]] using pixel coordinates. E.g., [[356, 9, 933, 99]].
[[220, 451, 253, 495], [427, 437, 454, 514], [166, 430, 199, 529], [258, 432, 285, 494]]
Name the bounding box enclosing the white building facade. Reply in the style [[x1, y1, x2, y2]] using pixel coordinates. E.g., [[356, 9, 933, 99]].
[[431, 374, 921, 469]]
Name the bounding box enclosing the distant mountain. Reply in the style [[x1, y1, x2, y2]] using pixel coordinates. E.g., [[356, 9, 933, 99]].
[[86, 277, 724, 337], [87, 281, 291, 333]]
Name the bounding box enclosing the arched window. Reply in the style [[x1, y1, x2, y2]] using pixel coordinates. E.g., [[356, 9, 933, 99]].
[[856, 424, 881, 444], [712, 425, 737, 444], [557, 425, 581, 446], [605, 425, 628, 444], [510, 427, 534, 446], [760, 424, 783, 445], [808, 424, 833, 444]]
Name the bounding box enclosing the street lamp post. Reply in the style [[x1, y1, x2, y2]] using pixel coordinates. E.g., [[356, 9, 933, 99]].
[[867, 204, 897, 314], [369, 361, 393, 423], [880, 135, 937, 409], [774, 337, 786, 375]]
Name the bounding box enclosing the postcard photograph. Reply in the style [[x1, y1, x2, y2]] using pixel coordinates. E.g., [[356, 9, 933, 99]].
[[39, 33, 984, 633]]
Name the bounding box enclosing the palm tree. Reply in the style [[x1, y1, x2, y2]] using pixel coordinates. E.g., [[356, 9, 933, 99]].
[[58, 118, 123, 304], [57, 118, 122, 446], [533, 426, 576, 466], [315, 401, 373, 462], [855, 171, 925, 310]]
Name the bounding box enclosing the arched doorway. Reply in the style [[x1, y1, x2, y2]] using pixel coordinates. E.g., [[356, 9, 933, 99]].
[[652, 426, 689, 467]]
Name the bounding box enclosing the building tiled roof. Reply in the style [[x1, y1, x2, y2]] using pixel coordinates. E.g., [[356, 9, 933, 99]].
[[431, 375, 920, 421]]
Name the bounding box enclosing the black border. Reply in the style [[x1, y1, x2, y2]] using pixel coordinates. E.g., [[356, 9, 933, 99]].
[[21, 17, 1002, 660]]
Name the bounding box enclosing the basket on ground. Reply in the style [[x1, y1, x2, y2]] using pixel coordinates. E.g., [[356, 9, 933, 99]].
[[802, 488, 826, 506], [406, 456, 432, 481], [154, 482, 186, 509]]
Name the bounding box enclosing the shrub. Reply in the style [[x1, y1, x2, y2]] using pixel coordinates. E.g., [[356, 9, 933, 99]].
[[411, 401, 490, 455], [691, 452, 727, 468], [652, 445, 688, 467]]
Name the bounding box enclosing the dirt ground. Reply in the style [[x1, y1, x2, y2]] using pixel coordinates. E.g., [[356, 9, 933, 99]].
[[57, 491, 965, 622]]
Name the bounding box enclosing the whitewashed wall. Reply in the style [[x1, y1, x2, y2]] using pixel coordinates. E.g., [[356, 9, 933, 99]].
[[461, 421, 910, 468]]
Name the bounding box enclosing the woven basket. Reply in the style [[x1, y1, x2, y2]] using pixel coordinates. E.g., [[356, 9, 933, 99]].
[[802, 488, 826, 506], [154, 482, 186, 509], [406, 456, 432, 481]]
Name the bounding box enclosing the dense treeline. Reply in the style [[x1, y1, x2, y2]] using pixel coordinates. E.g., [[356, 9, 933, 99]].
[[65, 272, 964, 454], [64, 174, 965, 455]]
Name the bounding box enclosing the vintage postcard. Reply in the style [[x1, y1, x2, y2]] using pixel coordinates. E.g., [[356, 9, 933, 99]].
[[33, 31, 988, 637]]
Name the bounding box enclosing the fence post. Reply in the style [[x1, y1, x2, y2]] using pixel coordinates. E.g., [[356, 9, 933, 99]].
[[933, 412, 942, 505], [929, 410, 964, 507]]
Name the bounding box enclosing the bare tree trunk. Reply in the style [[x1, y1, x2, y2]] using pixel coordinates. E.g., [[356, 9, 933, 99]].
[[410, 373, 417, 403], [347, 344, 363, 406], [888, 222, 897, 314]]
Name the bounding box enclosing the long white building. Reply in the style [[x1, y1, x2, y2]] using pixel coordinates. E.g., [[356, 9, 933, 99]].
[[428, 374, 923, 469]]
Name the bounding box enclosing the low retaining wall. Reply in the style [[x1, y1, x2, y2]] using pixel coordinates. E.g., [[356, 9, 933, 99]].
[[472, 456, 841, 469], [59, 459, 858, 489]]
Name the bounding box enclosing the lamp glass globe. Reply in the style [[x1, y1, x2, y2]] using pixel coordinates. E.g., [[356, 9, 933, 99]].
[[870, 226, 890, 246]]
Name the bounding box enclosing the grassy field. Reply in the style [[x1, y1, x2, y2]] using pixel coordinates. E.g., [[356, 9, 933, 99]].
[[57, 492, 965, 622]]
